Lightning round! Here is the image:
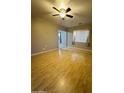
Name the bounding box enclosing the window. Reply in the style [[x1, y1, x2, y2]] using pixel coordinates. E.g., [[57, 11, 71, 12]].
[[73, 30, 89, 43]]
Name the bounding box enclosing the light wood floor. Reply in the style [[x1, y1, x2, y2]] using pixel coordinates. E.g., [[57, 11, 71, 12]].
[[32, 48, 92, 93]]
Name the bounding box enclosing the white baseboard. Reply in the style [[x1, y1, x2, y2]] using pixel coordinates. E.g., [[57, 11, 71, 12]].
[[65, 47, 92, 52], [31, 48, 58, 56], [74, 47, 92, 52]]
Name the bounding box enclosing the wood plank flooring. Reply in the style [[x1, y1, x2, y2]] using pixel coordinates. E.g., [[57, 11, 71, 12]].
[[32, 48, 92, 93]]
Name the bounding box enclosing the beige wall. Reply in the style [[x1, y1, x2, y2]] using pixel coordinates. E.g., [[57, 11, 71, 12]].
[[31, 17, 92, 54], [67, 24, 92, 49], [31, 18, 60, 54]]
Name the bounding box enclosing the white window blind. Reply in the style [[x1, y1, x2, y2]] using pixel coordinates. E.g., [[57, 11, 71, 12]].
[[73, 30, 89, 43]]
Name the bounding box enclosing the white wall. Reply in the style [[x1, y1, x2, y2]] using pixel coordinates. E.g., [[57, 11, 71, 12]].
[[67, 32, 73, 47]]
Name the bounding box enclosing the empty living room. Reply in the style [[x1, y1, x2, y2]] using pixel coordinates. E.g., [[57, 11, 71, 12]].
[[1, 0, 124, 93], [31, 0, 92, 93]]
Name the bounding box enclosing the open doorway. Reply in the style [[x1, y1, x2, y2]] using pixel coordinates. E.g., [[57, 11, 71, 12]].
[[58, 30, 66, 49]]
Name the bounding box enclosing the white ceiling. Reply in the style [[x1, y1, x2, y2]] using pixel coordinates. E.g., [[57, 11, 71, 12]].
[[31, 0, 92, 27]]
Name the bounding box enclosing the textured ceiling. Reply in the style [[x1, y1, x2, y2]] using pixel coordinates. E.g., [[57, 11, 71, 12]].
[[31, 0, 92, 27]]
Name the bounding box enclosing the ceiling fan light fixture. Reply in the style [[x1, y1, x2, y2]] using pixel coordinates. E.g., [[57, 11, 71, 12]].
[[59, 8, 66, 18], [59, 12, 66, 18], [52, 7, 73, 19]]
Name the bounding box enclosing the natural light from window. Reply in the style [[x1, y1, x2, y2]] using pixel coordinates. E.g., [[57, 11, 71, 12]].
[[73, 30, 89, 43]]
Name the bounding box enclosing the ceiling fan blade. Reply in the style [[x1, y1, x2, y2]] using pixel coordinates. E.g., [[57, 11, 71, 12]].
[[66, 8, 71, 13], [53, 14, 59, 16], [52, 7, 60, 12], [66, 14, 73, 18]]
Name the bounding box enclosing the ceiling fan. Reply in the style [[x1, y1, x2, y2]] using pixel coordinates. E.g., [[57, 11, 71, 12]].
[[52, 7, 73, 20]]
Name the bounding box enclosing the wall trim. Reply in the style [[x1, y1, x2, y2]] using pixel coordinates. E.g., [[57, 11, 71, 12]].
[[74, 47, 92, 52], [31, 48, 58, 56], [66, 47, 92, 52]]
